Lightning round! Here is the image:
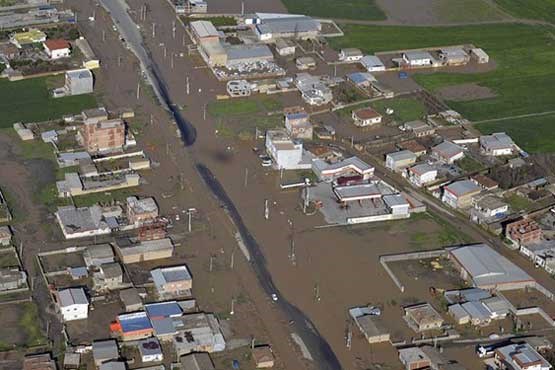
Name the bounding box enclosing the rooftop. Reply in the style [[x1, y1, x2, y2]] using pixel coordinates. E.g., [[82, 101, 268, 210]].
[[403, 50, 433, 61], [444, 180, 481, 197], [476, 195, 507, 210], [433, 141, 463, 159], [58, 287, 88, 307], [127, 196, 158, 214], [190, 20, 219, 38], [353, 107, 382, 120], [387, 150, 417, 162], [56, 205, 108, 234], [145, 301, 183, 319], [404, 303, 443, 326], [409, 163, 436, 176], [93, 339, 119, 362], [117, 238, 174, 257], [360, 55, 384, 67], [151, 265, 192, 285], [118, 312, 152, 333], [480, 132, 515, 150], [449, 244, 533, 288], [180, 352, 215, 370], [495, 343, 550, 370]]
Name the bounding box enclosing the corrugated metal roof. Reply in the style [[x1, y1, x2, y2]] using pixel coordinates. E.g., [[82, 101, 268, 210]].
[[145, 301, 183, 318]]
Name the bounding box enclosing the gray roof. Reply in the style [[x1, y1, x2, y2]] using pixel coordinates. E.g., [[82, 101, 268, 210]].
[[449, 244, 533, 288], [480, 132, 515, 151], [100, 262, 123, 279], [85, 244, 114, 259], [313, 156, 373, 174], [476, 195, 507, 211], [138, 337, 162, 357], [58, 288, 88, 307], [127, 196, 158, 214], [151, 265, 192, 287], [399, 347, 430, 365], [461, 301, 490, 321], [383, 194, 409, 208], [99, 361, 126, 370], [495, 344, 550, 369], [120, 288, 142, 308], [448, 304, 469, 320], [180, 352, 215, 370], [190, 20, 219, 38], [117, 238, 174, 257], [334, 183, 380, 200], [226, 44, 273, 61], [387, 150, 416, 162], [403, 50, 433, 61], [444, 180, 481, 197], [409, 163, 436, 175], [360, 55, 384, 68], [66, 68, 93, 80], [56, 205, 107, 234], [93, 339, 119, 362], [257, 15, 320, 35], [433, 141, 463, 159], [481, 296, 510, 316]]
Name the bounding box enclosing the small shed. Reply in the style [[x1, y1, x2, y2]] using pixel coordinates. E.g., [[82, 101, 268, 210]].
[[470, 48, 489, 64], [448, 304, 470, 325], [63, 352, 80, 369], [252, 346, 275, 368], [120, 288, 143, 312]]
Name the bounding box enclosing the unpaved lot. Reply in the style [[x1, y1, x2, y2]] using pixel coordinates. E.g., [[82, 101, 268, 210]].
[[436, 83, 497, 101]]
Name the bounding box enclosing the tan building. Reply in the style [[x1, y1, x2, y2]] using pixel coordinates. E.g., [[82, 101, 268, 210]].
[[126, 196, 159, 225], [252, 346, 275, 368], [404, 303, 444, 332], [23, 354, 57, 370], [116, 238, 174, 264], [151, 265, 192, 297], [80, 118, 125, 153]]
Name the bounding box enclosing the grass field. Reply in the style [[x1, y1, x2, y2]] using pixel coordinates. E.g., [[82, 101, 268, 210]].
[[0, 77, 96, 128], [329, 23, 555, 125], [494, 0, 555, 25], [433, 0, 506, 23], [372, 97, 427, 123], [504, 192, 533, 211], [281, 0, 386, 21], [207, 96, 281, 118], [476, 113, 555, 153]]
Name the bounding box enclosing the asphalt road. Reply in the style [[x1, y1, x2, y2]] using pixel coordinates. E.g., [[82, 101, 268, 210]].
[[98, 1, 341, 368]]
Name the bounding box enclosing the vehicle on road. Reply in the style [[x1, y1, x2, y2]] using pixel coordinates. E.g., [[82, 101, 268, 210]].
[[271, 293, 278, 301]]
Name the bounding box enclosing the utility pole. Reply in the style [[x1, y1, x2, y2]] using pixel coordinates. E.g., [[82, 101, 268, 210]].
[[186, 76, 190, 95], [203, 104, 207, 120], [102, 30, 105, 42], [172, 21, 176, 39], [118, 56, 122, 67], [230, 298, 235, 315], [187, 208, 196, 233], [345, 321, 352, 349], [136, 82, 140, 100], [171, 54, 174, 69], [152, 22, 156, 38], [230, 250, 235, 269], [303, 178, 310, 214], [244, 168, 248, 188], [264, 199, 269, 220], [314, 283, 321, 302], [241, 1, 245, 15], [209, 255, 214, 272], [163, 46, 167, 58], [288, 219, 295, 265]]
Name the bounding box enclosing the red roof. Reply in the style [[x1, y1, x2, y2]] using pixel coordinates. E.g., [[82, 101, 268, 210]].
[[44, 39, 70, 51], [353, 107, 381, 120]]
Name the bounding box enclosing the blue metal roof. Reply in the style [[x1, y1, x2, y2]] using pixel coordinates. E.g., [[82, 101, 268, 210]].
[[145, 302, 182, 318], [119, 312, 152, 332]]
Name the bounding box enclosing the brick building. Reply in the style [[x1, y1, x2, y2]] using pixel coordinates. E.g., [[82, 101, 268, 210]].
[[506, 219, 543, 246], [80, 118, 125, 153]]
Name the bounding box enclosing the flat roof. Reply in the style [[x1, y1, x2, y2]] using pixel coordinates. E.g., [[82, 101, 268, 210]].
[[190, 20, 219, 38], [334, 183, 381, 201], [403, 50, 433, 60], [449, 244, 533, 287], [387, 150, 416, 162], [360, 55, 384, 67], [383, 194, 409, 208], [433, 141, 463, 158], [409, 163, 436, 176], [444, 180, 481, 197], [151, 265, 192, 286], [145, 301, 183, 318], [353, 107, 381, 120], [58, 287, 88, 307], [118, 312, 152, 333]]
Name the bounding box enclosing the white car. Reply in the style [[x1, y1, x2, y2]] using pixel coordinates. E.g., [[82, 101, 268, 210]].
[[261, 159, 272, 167], [271, 293, 278, 302]]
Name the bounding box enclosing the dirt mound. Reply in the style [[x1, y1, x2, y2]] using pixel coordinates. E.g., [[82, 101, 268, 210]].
[[436, 83, 497, 101]]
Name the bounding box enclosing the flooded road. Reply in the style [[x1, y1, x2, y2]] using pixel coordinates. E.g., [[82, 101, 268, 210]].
[[98, 1, 341, 368]]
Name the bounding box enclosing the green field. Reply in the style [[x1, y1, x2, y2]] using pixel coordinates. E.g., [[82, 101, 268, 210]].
[[0, 77, 97, 128], [495, 0, 555, 25], [372, 97, 427, 123], [329, 24, 555, 124], [434, 0, 506, 22], [281, 0, 386, 21], [185, 16, 237, 27], [476, 113, 555, 153], [207, 96, 281, 118]]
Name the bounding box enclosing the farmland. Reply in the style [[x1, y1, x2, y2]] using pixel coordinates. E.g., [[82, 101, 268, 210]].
[[476, 112, 555, 153], [281, 0, 386, 21], [329, 23, 555, 122], [434, 0, 506, 23], [372, 96, 427, 123], [0, 77, 96, 128], [494, 0, 555, 25]]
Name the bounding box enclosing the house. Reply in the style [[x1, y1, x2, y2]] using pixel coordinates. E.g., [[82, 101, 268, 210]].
[[64, 351, 81, 369], [110, 312, 154, 341], [360, 55, 385, 72], [347, 72, 376, 87], [471, 195, 508, 223], [151, 265, 193, 297], [116, 238, 174, 264], [471, 174, 499, 191], [480, 132, 516, 156], [407, 164, 437, 187], [448, 304, 470, 325], [295, 73, 332, 105], [481, 296, 510, 319], [172, 313, 226, 355], [442, 180, 481, 208], [284, 109, 312, 140], [79, 118, 125, 153], [398, 140, 427, 157], [506, 219, 543, 246], [520, 241, 555, 274], [94, 262, 123, 291], [99, 361, 126, 370], [401, 120, 435, 137], [295, 56, 316, 70], [93, 339, 119, 366], [448, 244, 535, 290], [349, 306, 390, 344], [404, 303, 444, 332], [461, 301, 491, 326], [190, 20, 219, 44], [56, 288, 89, 321], [402, 51, 433, 67], [180, 352, 215, 370], [10, 29, 47, 48], [312, 156, 374, 182], [494, 343, 551, 370], [470, 48, 489, 64], [384, 194, 410, 216], [0, 225, 12, 246], [43, 39, 71, 59], [274, 38, 295, 56], [432, 141, 464, 164], [385, 150, 417, 172], [339, 48, 363, 62], [0, 43, 19, 59], [138, 337, 163, 363], [127, 197, 159, 225], [352, 107, 382, 127], [265, 129, 312, 170], [64, 69, 94, 96], [120, 288, 143, 312], [0, 268, 27, 291], [252, 346, 275, 368], [251, 13, 321, 41], [439, 48, 469, 65], [225, 44, 274, 67], [398, 347, 431, 370], [84, 243, 115, 267], [23, 354, 57, 370]]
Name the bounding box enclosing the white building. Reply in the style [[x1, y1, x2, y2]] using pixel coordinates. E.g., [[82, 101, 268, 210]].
[[442, 180, 481, 209], [43, 39, 71, 60], [55, 205, 111, 239], [312, 156, 374, 182], [472, 195, 508, 220], [495, 343, 551, 370], [480, 132, 516, 156], [57, 288, 89, 321], [432, 141, 464, 164], [338, 48, 363, 62], [265, 129, 312, 170], [352, 107, 382, 127], [470, 48, 489, 64], [360, 55, 385, 72], [138, 338, 163, 363], [402, 51, 433, 66], [385, 150, 417, 172], [407, 164, 437, 187]]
